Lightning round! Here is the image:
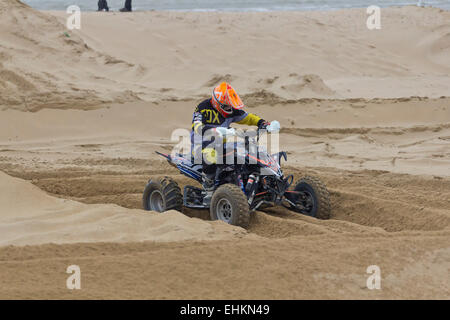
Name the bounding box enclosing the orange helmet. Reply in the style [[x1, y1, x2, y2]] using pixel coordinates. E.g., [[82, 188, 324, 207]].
[[211, 82, 244, 117]]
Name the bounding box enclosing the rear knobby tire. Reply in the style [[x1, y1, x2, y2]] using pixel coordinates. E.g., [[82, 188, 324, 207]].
[[143, 177, 183, 212], [292, 176, 331, 219], [210, 184, 250, 228]]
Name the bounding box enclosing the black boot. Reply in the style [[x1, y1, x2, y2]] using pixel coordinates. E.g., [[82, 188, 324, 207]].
[[120, 0, 132, 12], [202, 164, 216, 191], [202, 172, 215, 190], [98, 0, 109, 11], [201, 172, 215, 206], [125, 0, 132, 11]]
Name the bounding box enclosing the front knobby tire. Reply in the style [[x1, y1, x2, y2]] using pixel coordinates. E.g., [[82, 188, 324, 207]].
[[143, 177, 183, 212], [210, 184, 250, 228], [291, 176, 331, 219]]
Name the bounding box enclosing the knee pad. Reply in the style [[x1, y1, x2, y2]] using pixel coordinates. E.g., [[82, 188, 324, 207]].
[[202, 148, 217, 165]]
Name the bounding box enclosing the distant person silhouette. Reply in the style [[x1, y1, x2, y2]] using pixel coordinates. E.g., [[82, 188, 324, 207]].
[[120, 0, 132, 12], [97, 0, 109, 11]]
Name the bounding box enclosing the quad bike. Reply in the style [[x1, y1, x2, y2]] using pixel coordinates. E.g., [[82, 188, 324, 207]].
[[143, 129, 331, 228]]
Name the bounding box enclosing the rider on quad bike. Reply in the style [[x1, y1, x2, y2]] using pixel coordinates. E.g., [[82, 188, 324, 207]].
[[143, 81, 331, 228], [191, 82, 280, 189]]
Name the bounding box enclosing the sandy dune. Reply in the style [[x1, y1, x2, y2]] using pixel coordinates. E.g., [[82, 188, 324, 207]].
[[0, 171, 247, 246], [1, 97, 449, 298], [1, 1, 450, 112], [0, 1, 449, 299], [0, 162, 449, 299], [1, 98, 448, 176]]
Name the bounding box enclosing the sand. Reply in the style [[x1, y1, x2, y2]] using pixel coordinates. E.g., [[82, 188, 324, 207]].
[[1, 2, 449, 112], [0, 171, 248, 246], [0, 0, 449, 299]]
